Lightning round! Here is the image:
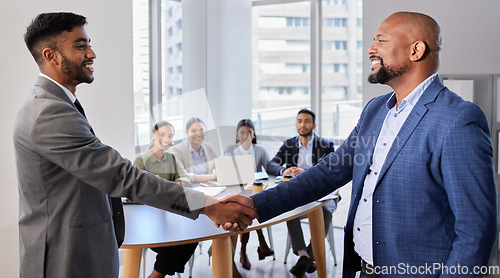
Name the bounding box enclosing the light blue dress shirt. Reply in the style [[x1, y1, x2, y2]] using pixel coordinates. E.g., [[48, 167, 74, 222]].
[[353, 73, 438, 265], [297, 133, 315, 170], [188, 140, 209, 175]]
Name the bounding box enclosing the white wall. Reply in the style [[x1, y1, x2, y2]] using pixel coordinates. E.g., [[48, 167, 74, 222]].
[[0, 1, 134, 276], [184, 0, 252, 127], [362, 0, 500, 103]]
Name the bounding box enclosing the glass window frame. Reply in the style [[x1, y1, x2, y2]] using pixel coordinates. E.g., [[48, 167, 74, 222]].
[[252, 0, 362, 142]]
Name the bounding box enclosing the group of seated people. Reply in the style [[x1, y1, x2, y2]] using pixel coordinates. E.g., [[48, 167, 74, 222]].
[[135, 109, 337, 278]]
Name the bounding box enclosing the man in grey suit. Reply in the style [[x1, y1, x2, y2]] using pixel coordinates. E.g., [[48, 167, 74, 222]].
[[14, 12, 255, 278]]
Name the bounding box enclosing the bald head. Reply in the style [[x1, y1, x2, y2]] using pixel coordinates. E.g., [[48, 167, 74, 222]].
[[386, 12, 442, 58], [368, 11, 442, 89]]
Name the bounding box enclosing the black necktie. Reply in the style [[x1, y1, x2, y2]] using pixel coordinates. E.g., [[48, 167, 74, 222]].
[[74, 99, 86, 118], [74, 99, 94, 135], [73, 99, 125, 247]]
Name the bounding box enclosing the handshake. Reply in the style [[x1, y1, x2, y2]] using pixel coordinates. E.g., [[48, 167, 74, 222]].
[[200, 194, 259, 232]]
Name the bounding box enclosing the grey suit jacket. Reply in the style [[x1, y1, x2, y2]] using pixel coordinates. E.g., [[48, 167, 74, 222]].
[[169, 139, 217, 181], [13, 77, 205, 278], [225, 143, 270, 172]]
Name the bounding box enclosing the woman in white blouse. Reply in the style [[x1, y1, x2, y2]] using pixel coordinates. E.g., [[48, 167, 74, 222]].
[[170, 118, 218, 183], [225, 119, 274, 273]]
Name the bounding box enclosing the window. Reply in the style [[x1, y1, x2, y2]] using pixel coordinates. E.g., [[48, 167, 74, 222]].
[[286, 17, 310, 27], [252, 1, 311, 137], [334, 18, 347, 27], [325, 0, 346, 5], [334, 40, 348, 50], [321, 0, 363, 140], [132, 0, 183, 150], [134, 0, 363, 149], [252, 0, 362, 140]]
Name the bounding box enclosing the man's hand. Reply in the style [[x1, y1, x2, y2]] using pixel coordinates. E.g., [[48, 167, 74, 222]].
[[290, 167, 304, 176], [283, 166, 304, 176], [200, 196, 257, 232], [218, 194, 258, 231]]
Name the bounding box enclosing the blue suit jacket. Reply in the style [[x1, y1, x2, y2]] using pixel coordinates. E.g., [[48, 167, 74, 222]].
[[252, 76, 497, 277], [266, 134, 335, 176]]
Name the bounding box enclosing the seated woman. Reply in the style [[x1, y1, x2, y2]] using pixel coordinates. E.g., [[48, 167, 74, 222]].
[[134, 121, 197, 278], [225, 119, 275, 272], [169, 117, 217, 183]]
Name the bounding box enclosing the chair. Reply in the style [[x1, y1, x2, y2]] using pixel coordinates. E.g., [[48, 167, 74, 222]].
[[283, 195, 340, 266]]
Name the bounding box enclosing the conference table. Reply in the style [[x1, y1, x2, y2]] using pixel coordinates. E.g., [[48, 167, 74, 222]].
[[120, 182, 329, 278]]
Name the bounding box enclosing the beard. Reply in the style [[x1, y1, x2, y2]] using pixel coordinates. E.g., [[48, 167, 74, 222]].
[[298, 129, 313, 137], [61, 52, 94, 84], [368, 57, 408, 84]]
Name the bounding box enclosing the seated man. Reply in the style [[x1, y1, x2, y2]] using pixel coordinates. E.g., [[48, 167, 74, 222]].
[[266, 108, 336, 277]]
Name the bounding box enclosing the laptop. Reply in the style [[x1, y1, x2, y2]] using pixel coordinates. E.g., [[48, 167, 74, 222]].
[[214, 155, 255, 186]]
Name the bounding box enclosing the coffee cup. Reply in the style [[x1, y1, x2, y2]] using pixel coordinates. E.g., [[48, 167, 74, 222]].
[[283, 174, 293, 182], [252, 180, 264, 194]]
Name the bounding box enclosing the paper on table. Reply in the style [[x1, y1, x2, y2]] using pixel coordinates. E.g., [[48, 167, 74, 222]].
[[193, 186, 226, 197]]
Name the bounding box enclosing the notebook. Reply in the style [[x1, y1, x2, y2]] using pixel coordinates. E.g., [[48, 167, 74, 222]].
[[214, 155, 255, 186]]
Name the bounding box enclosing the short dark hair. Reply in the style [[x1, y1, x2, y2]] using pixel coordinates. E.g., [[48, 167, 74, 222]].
[[185, 117, 206, 131], [297, 108, 316, 123], [152, 121, 175, 134], [235, 119, 257, 144], [24, 12, 87, 65]]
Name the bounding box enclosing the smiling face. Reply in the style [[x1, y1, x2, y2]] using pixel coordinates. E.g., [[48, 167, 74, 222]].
[[152, 125, 175, 151], [186, 121, 206, 147], [55, 26, 96, 90], [367, 16, 411, 85]]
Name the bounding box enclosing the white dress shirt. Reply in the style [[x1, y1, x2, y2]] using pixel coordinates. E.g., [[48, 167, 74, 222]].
[[39, 73, 76, 103], [353, 73, 438, 265]]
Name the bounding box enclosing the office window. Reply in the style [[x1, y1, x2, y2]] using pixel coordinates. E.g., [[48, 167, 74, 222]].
[[334, 18, 347, 27], [321, 0, 362, 141], [132, 0, 183, 150], [334, 40, 348, 50], [325, 0, 346, 5], [286, 17, 309, 27], [252, 1, 311, 138], [333, 63, 348, 73], [252, 0, 362, 140]]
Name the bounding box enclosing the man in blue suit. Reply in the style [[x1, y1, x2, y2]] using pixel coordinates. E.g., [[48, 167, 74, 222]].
[[225, 11, 497, 277], [266, 108, 336, 276]]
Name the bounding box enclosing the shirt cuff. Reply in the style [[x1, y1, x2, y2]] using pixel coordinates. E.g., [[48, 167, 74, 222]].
[[183, 187, 206, 212]]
